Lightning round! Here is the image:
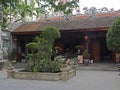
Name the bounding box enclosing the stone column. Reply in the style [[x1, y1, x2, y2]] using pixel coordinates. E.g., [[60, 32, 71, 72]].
[[61, 68, 69, 81], [72, 65, 77, 76], [6, 67, 14, 78]]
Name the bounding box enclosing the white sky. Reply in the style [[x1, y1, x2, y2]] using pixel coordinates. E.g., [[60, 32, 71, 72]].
[[79, 0, 120, 13]]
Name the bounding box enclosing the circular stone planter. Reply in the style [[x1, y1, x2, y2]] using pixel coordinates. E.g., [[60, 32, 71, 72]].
[[13, 71, 61, 81], [13, 67, 77, 81]]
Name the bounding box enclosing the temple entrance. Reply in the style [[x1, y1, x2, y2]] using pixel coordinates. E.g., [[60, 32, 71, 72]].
[[13, 30, 114, 63]]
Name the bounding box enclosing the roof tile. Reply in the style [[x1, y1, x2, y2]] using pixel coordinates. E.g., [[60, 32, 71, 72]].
[[12, 12, 120, 33]]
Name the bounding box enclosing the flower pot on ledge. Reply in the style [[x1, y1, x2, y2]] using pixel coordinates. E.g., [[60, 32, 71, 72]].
[[82, 50, 90, 66]]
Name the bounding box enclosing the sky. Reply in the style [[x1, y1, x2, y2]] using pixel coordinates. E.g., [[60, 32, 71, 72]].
[[79, 0, 120, 13]]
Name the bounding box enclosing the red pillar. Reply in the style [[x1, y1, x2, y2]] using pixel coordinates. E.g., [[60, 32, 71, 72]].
[[86, 39, 89, 51], [92, 40, 100, 62]]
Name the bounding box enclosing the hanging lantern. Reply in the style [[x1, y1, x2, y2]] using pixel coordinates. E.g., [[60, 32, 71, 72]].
[[84, 34, 88, 41], [13, 37, 17, 41]]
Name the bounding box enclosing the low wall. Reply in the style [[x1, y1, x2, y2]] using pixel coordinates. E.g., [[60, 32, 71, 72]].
[[6, 65, 77, 81], [14, 72, 61, 81]]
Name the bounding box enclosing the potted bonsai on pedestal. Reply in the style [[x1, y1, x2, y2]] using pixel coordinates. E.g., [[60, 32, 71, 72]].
[[4, 60, 14, 78], [82, 50, 90, 66]]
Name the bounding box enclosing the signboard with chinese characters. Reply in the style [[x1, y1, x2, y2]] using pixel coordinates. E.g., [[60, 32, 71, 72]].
[[0, 5, 3, 23]]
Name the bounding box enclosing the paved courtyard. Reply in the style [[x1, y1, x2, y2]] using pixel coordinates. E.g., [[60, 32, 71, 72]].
[[0, 69, 120, 90]]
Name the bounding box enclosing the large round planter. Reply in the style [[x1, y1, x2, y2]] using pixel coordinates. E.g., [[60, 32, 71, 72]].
[[14, 71, 61, 81], [12, 67, 76, 81]]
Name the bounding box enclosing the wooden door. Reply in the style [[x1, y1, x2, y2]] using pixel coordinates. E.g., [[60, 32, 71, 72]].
[[92, 40, 100, 62]]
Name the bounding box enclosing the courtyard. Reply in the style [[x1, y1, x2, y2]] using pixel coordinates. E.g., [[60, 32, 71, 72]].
[[0, 68, 120, 90], [0, 1, 120, 90]]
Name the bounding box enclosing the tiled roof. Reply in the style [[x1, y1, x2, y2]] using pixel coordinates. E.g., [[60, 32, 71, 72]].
[[12, 12, 120, 33]]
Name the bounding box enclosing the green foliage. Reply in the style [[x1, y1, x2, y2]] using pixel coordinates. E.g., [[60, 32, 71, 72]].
[[25, 26, 62, 72], [42, 26, 61, 44], [75, 45, 83, 49], [45, 0, 79, 15], [70, 57, 78, 64], [51, 58, 63, 72], [82, 50, 90, 59], [4, 60, 14, 67], [25, 35, 52, 72], [33, 64, 39, 72], [106, 17, 120, 52], [0, 0, 44, 29], [0, 0, 79, 29]]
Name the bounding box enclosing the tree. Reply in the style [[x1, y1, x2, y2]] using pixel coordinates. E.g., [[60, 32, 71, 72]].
[[0, 0, 43, 29], [25, 26, 61, 72], [43, 0, 79, 15], [106, 17, 120, 54], [26, 35, 52, 72], [0, 0, 79, 29], [42, 26, 61, 45]]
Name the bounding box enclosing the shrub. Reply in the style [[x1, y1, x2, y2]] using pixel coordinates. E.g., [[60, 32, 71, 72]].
[[106, 17, 120, 53], [25, 26, 61, 72], [82, 50, 90, 59], [42, 26, 61, 44]]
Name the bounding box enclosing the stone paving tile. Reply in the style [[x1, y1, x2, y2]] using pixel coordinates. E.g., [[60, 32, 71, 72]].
[[0, 70, 120, 90], [77, 63, 118, 71]]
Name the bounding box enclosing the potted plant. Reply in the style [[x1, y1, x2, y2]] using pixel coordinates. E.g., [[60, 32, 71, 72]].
[[25, 26, 61, 72], [82, 50, 90, 65], [75, 45, 83, 54], [4, 60, 14, 69], [4, 60, 14, 78]]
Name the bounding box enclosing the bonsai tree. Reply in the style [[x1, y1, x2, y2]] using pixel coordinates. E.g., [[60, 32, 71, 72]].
[[26, 36, 50, 72], [106, 17, 120, 55], [82, 50, 90, 59], [42, 26, 61, 72], [42, 26, 61, 45], [75, 45, 83, 55], [25, 26, 61, 72], [82, 50, 90, 65]]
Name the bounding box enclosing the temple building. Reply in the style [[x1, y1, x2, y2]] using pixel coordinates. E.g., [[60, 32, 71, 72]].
[[11, 11, 120, 62]]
